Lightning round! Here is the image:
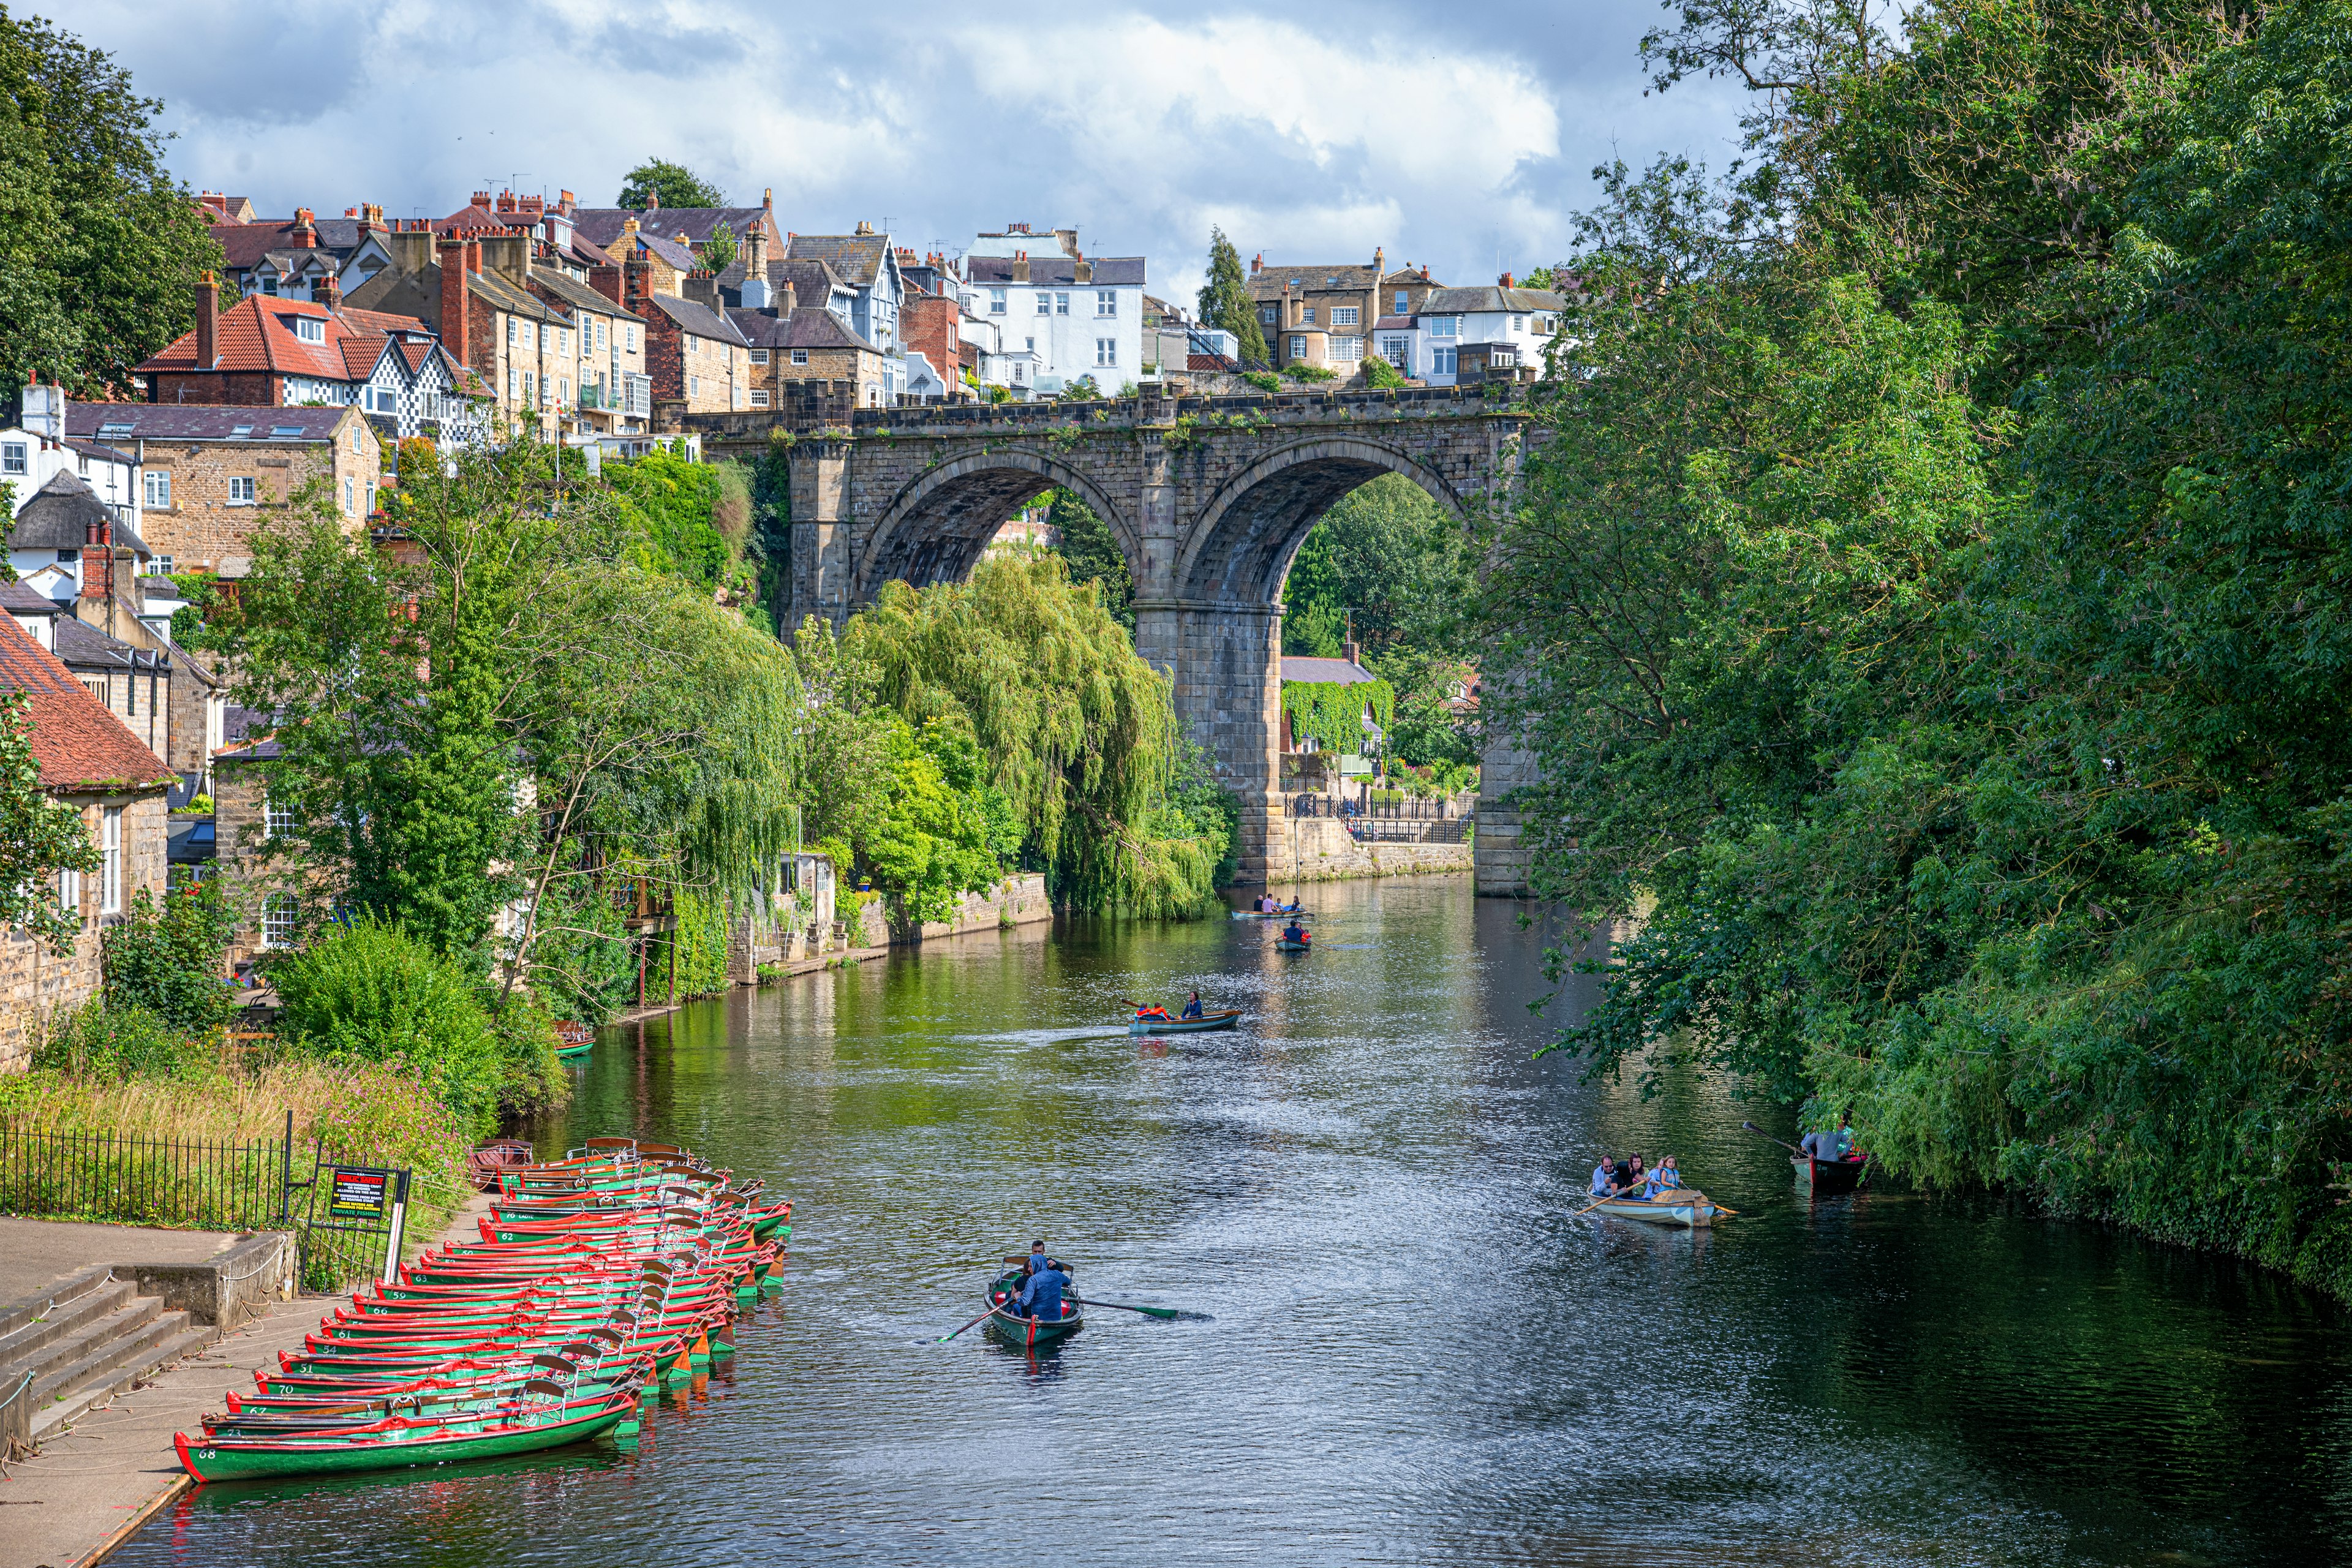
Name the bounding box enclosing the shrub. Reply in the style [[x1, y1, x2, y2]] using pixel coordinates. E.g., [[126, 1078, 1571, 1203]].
[[32, 1001, 213, 1080], [102, 880, 239, 1033], [270, 920, 505, 1132], [1284, 363, 1338, 383], [1360, 354, 1408, 390], [1240, 371, 1281, 394]]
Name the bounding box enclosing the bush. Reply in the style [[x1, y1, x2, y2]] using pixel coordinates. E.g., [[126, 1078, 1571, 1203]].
[[270, 920, 507, 1133], [1285, 363, 1338, 383], [1240, 371, 1281, 394], [102, 880, 239, 1033], [32, 1001, 213, 1080], [1360, 354, 1408, 390]]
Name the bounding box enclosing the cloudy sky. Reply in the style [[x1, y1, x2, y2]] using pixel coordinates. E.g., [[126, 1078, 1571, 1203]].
[[78, 1, 1749, 301]]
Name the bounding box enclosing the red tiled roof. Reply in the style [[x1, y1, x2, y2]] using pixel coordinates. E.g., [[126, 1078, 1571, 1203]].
[[137, 295, 428, 384], [0, 617, 173, 793]]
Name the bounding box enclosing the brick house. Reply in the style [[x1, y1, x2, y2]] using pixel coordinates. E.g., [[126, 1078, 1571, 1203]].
[[900, 282, 976, 395], [197, 199, 399, 301], [1246, 252, 1446, 375], [0, 616, 175, 1072], [571, 189, 785, 271], [63, 404, 380, 578]]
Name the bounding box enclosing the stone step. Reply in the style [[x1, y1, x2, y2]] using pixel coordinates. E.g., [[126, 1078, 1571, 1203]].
[[0, 1271, 138, 1373], [28, 1319, 219, 1445], [24, 1296, 173, 1409]]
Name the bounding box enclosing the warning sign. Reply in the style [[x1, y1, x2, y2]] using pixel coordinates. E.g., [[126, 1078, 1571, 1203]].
[[328, 1166, 392, 1221]]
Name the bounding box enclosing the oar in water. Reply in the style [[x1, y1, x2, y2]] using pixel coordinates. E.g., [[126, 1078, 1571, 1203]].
[[935, 1306, 995, 1343], [1069, 1294, 1213, 1322]]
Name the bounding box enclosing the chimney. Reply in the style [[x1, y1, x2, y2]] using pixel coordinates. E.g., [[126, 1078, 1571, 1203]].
[[1011, 250, 1029, 284], [1054, 227, 1079, 258], [1374, 245, 1384, 275], [320, 268, 341, 312], [292, 207, 317, 247], [464, 239, 482, 274], [856, 219, 875, 236], [195, 271, 219, 369], [19, 375, 64, 442], [589, 262, 624, 306], [1420, 265, 1431, 281], [646, 189, 660, 213], [763, 186, 773, 215], [82, 514, 113, 606], [777, 279, 797, 317], [439, 239, 470, 366], [741, 225, 771, 309], [1499, 270, 1514, 288], [1074, 254, 1092, 284], [1343, 639, 1360, 666]]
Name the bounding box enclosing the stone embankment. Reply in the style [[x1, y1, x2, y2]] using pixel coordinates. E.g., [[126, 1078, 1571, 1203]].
[[1272, 817, 1472, 883]]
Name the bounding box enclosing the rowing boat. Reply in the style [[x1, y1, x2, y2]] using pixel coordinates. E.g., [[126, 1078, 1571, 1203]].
[[1589, 1189, 1724, 1227], [1793, 1154, 1869, 1196], [1127, 1010, 1242, 1035], [981, 1267, 1085, 1351], [1273, 937, 1312, 952], [175, 1390, 638, 1482]]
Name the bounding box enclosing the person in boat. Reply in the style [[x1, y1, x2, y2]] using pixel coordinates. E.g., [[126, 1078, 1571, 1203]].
[[1025, 1241, 1049, 1276], [1836, 1112, 1860, 1161], [1646, 1156, 1682, 1197], [1181, 992, 1204, 1020], [1799, 1124, 1841, 1164], [1135, 1003, 1172, 1022], [1017, 1255, 1069, 1322], [1618, 1154, 1648, 1196], [1281, 921, 1308, 944], [1590, 1156, 1616, 1198]]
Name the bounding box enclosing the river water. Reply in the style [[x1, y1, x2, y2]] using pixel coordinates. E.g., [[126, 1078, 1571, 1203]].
[[117, 876, 2352, 1567]]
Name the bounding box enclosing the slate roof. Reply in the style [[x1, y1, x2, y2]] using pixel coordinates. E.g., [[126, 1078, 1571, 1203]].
[[67, 404, 348, 443], [726, 307, 883, 355], [1250, 265, 1436, 303], [786, 235, 897, 288], [0, 580, 59, 616], [962, 254, 1147, 287], [529, 267, 642, 321], [1415, 285, 1568, 315], [714, 255, 852, 302], [0, 615, 173, 793], [1280, 656, 1379, 685], [572, 206, 770, 249], [53, 616, 168, 675], [643, 293, 750, 346], [8, 472, 149, 555]]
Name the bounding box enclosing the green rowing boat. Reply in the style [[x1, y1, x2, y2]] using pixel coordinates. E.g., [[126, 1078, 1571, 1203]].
[[981, 1267, 1085, 1351], [176, 1392, 635, 1482]]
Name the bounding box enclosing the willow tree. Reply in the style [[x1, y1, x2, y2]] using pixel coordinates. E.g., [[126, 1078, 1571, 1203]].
[[845, 552, 1227, 914]]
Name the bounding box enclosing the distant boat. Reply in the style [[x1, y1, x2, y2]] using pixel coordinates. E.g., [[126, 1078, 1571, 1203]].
[[983, 1264, 1085, 1350], [1794, 1155, 1869, 1196], [1128, 1010, 1242, 1035]]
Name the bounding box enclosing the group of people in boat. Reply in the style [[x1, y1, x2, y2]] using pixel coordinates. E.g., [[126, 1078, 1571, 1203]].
[[1589, 1153, 1686, 1201], [1801, 1113, 1863, 1164], [1134, 992, 1208, 1023], [1251, 895, 1304, 915]]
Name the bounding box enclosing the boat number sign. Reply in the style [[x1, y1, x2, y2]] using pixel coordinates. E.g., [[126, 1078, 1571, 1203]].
[[328, 1166, 395, 1221]]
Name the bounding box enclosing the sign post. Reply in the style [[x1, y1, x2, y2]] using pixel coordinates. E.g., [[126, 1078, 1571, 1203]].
[[379, 1170, 410, 1284]]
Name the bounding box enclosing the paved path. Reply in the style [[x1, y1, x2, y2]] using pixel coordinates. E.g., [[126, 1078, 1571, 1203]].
[[0, 1223, 240, 1308], [0, 1196, 493, 1568]]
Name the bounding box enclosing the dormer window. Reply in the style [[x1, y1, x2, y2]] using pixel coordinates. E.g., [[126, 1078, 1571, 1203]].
[[289, 316, 325, 344]]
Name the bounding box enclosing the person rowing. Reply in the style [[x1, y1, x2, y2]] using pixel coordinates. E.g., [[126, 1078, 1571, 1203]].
[[1280, 919, 1309, 944], [1181, 992, 1204, 1020], [1017, 1254, 1070, 1323]]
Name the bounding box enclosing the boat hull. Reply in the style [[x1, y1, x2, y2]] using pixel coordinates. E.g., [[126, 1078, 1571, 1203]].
[[981, 1270, 1084, 1350], [1273, 940, 1311, 952], [1592, 1193, 1721, 1228], [1794, 1155, 1869, 1196], [1128, 1011, 1242, 1035], [176, 1396, 633, 1482]]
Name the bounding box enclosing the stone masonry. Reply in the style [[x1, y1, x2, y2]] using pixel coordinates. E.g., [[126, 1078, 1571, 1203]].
[[688, 384, 1529, 887]]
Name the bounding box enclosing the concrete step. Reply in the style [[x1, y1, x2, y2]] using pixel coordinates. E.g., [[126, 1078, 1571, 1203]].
[[24, 1296, 173, 1408], [28, 1319, 219, 1445], [0, 1272, 138, 1373]]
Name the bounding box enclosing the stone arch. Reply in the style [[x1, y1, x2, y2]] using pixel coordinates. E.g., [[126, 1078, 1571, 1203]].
[[856, 448, 1137, 601], [1172, 437, 1464, 605]]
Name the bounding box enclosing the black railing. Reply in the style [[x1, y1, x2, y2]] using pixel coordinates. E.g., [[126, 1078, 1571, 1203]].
[[0, 1126, 285, 1231], [1351, 816, 1474, 844]]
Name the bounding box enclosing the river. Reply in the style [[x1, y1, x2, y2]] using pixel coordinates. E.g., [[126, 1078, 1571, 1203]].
[[115, 876, 2352, 1566]]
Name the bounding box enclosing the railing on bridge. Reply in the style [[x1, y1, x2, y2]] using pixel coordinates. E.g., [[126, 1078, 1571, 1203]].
[[1287, 792, 1476, 843]]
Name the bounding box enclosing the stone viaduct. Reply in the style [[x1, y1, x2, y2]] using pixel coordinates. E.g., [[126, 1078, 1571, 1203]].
[[690, 383, 1532, 891]]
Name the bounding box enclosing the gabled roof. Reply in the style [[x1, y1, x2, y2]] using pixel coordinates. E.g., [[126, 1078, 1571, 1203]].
[[528, 267, 642, 321], [643, 293, 750, 346], [0, 615, 173, 793], [137, 295, 434, 385], [1416, 285, 1567, 315], [786, 234, 895, 289], [1250, 264, 1435, 302], [208, 220, 347, 271], [67, 404, 349, 443], [727, 307, 883, 355], [572, 206, 771, 249], [8, 472, 149, 555], [1280, 656, 1379, 685], [53, 616, 170, 675], [0, 580, 59, 616], [715, 254, 853, 301], [962, 254, 1147, 287]]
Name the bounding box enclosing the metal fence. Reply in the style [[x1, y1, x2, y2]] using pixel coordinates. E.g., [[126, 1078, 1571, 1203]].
[[0, 1126, 287, 1232], [1351, 816, 1474, 844]]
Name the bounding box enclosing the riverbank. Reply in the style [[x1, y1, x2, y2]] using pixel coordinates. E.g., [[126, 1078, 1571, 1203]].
[[0, 1194, 495, 1568]]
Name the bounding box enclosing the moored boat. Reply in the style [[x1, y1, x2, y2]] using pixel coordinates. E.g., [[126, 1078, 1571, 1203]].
[[1127, 1009, 1243, 1035], [1591, 1189, 1724, 1227], [981, 1266, 1085, 1351], [175, 1390, 638, 1482], [1793, 1154, 1869, 1196]]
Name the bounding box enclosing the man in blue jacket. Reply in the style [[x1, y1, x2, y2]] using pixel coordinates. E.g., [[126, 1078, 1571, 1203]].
[[1017, 1257, 1069, 1324]]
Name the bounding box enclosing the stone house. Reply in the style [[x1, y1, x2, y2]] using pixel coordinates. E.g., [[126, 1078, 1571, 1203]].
[[1247, 252, 1446, 375], [347, 235, 578, 439], [0, 615, 175, 1072], [640, 293, 751, 415], [786, 225, 907, 390], [728, 292, 891, 413], [899, 281, 977, 396], [571, 190, 786, 272]]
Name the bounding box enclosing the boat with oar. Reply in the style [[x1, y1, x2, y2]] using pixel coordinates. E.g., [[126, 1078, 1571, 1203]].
[[1588, 1189, 1727, 1227], [1273, 933, 1313, 952], [1741, 1121, 1870, 1197], [1127, 1009, 1242, 1036], [981, 1263, 1085, 1351], [176, 1387, 641, 1482]]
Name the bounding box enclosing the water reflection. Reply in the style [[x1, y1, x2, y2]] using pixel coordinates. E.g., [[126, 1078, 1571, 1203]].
[[111, 876, 2352, 1567]]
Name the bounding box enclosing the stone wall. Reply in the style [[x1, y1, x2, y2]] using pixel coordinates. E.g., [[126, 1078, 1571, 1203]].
[[1267, 816, 1472, 883], [0, 790, 170, 1072], [896, 873, 1052, 943]]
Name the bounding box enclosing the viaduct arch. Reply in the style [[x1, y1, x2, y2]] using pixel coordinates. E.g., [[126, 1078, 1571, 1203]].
[[689, 385, 1529, 888]]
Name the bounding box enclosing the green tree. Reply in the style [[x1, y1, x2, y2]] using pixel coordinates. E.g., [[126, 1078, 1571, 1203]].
[[1045, 488, 1132, 630], [0, 11, 222, 396], [1279, 474, 1470, 660], [701, 225, 739, 273], [1197, 227, 1271, 367], [101, 879, 239, 1035], [617, 159, 725, 210], [0, 689, 98, 949]]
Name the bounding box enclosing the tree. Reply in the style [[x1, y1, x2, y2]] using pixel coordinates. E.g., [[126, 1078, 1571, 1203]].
[[701, 226, 739, 273], [0, 12, 222, 396], [0, 690, 99, 949], [1197, 227, 1271, 367], [616, 159, 725, 210], [1279, 474, 1471, 661], [1045, 489, 1132, 630]]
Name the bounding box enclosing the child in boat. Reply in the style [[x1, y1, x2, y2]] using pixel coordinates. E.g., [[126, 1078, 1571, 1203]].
[[1136, 1005, 1171, 1021], [1646, 1156, 1682, 1197]]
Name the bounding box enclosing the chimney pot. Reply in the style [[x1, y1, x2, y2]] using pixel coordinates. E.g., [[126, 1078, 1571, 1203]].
[[1499, 271, 1513, 288]]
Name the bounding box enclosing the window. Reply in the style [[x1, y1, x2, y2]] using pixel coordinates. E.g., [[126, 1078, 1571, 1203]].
[[1433, 345, 1458, 375], [265, 793, 296, 840], [144, 470, 171, 509], [1534, 315, 1555, 336], [1025, 337, 1035, 352], [1379, 334, 1411, 369], [1055, 292, 1069, 315], [522, 373, 535, 402], [750, 388, 770, 407], [366, 481, 376, 515], [1302, 307, 1316, 325], [522, 322, 537, 349], [559, 328, 570, 354], [507, 318, 519, 345], [790, 349, 809, 366], [344, 477, 355, 514], [1289, 336, 1307, 359], [262, 893, 299, 950], [1096, 291, 1117, 317], [350, 426, 361, 453], [1332, 307, 1359, 326], [1, 442, 23, 475], [597, 321, 608, 349], [690, 375, 699, 396], [750, 348, 769, 365], [1510, 314, 1526, 331], [290, 316, 325, 344], [627, 325, 638, 352], [1259, 305, 1278, 325], [507, 366, 518, 398], [1036, 292, 1052, 315], [1430, 315, 1458, 338], [58, 861, 80, 926], [1096, 337, 1117, 366], [100, 807, 121, 915], [1331, 335, 1363, 360], [559, 377, 570, 402], [989, 288, 1006, 315], [148, 554, 173, 575], [228, 477, 257, 504], [1395, 291, 1408, 311]]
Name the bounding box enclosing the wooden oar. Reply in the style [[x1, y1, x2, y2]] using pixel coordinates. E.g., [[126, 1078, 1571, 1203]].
[[935, 1306, 995, 1343], [1069, 1294, 1213, 1322], [1741, 1121, 1806, 1157]]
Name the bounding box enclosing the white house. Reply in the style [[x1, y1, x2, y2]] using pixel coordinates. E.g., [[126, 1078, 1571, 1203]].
[[1401, 279, 1566, 385], [959, 224, 1147, 391], [2, 383, 141, 529]]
